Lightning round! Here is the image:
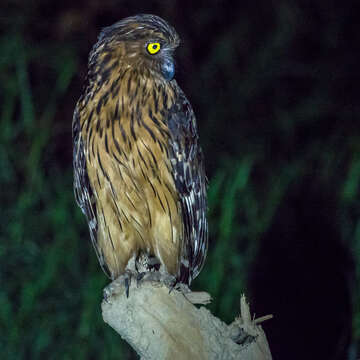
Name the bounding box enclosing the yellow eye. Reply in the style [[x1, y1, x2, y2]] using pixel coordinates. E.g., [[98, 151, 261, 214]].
[[147, 42, 161, 55]]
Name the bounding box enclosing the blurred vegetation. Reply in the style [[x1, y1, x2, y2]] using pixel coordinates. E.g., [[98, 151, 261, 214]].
[[0, 1, 359, 359]]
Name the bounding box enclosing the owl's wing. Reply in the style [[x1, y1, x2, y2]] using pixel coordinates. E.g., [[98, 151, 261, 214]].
[[167, 88, 208, 285], [72, 107, 111, 278]]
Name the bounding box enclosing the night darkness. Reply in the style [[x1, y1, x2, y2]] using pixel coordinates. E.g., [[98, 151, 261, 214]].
[[0, 1, 359, 359]]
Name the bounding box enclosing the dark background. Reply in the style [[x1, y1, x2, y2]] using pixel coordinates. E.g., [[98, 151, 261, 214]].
[[1, 1, 359, 359]]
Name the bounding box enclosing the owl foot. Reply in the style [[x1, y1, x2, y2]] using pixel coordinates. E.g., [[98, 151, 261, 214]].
[[103, 270, 185, 301], [103, 270, 137, 301], [137, 271, 177, 289]]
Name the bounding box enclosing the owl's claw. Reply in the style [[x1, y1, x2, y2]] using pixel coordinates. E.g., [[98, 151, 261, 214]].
[[124, 272, 131, 298], [103, 270, 135, 301], [136, 272, 146, 286]]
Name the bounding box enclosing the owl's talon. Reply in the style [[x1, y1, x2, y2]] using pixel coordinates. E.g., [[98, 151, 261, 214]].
[[125, 281, 129, 297], [103, 270, 135, 300], [123, 269, 136, 298], [136, 272, 146, 286]]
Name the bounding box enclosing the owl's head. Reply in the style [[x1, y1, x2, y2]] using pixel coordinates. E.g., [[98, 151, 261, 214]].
[[90, 14, 180, 82]]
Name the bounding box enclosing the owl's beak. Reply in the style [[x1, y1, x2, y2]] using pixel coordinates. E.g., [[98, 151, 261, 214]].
[[161, 56, 175, 81]]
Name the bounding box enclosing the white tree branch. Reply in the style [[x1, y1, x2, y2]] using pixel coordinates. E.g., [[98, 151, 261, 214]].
[[101, 280, 272, 359]]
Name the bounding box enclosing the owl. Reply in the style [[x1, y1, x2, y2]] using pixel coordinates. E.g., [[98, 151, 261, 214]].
[[72, 14, 208, 292]]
